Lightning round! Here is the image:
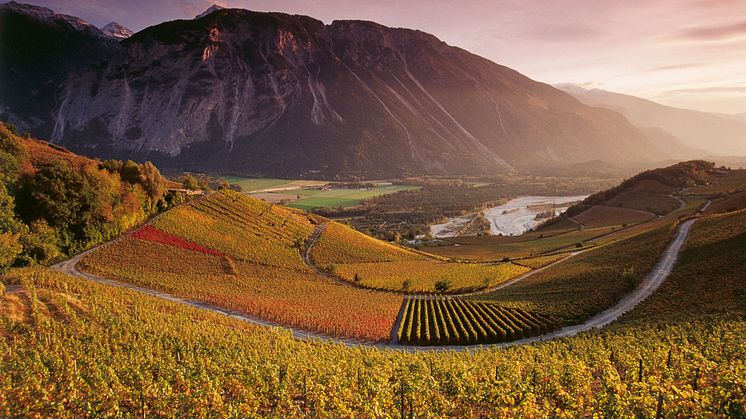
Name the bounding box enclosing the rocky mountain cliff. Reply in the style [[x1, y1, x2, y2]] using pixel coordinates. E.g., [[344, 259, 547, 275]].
[[1, 2, 680, 177]]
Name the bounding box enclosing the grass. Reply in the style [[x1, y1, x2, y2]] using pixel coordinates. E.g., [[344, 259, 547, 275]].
[[287, 185, 420, 210]]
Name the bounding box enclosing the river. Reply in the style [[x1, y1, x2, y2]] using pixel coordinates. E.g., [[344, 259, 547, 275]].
[[430, 195, 588, 238]]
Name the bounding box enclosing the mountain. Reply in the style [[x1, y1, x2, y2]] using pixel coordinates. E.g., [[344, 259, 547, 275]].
[[556, 85, 746, 156], [731, 113, 746, 123], [101, 21, 133, 39], [196, 4, 225, 19], [1, 3, 680, 178]]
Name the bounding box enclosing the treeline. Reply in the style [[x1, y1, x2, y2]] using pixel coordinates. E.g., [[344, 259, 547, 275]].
[[0, 122, 183, 269], [565, 160, 717, 217]]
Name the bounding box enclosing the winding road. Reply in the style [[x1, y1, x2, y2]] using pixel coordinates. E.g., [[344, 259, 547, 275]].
[[51, 215, 697, 352]]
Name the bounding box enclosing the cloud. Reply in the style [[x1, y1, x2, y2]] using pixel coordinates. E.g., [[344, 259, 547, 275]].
[[677, 21, 746, 41], [647, 62, 704, 72], [521, 22, 600, 42], [667, 85, 746, 94]]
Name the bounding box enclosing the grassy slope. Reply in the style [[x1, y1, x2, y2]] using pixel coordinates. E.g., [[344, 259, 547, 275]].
[[605, 191, 681, 215]]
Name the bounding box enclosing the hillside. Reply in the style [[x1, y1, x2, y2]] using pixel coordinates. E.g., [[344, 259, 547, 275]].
[[0, 2, 680, 178], [557, 85, 746, 156], [564, 160, 716, 218], [0, 122, 174, 269], [1, 206, 744, 414]]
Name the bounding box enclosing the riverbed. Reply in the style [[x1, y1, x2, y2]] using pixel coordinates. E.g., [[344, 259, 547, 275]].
[[430, 195, 588, 238]]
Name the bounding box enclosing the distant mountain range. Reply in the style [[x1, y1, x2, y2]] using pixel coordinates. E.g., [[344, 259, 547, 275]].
[[0, 1, 713, 177], [556, 84, 746, 157]]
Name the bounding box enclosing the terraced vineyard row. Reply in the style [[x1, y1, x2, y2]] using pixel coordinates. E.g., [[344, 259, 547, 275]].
[[397, 297, 559, 345], [151, 190, 313, 269]]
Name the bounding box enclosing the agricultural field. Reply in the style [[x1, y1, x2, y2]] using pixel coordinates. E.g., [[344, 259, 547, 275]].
[[310, 222, 427, 264], [425, 227, 606, 260], [472, 222, 677, 322], [617, 208, 746, 325], [310, 221, 529, 292], [397, 297, 559, 345], [705, 190, 746, 214], [2, 261, 743, 416], [332, 260, 528, 293], [80, 231, 402, 342], [151, 190, 314, 270], [605, 191, 682, 215], [570, 205, 655, 229], [222, 176, 327, 193], [286, 185, 420, 210], [679, 168, 746, 195], [514, 253, 571, 269]]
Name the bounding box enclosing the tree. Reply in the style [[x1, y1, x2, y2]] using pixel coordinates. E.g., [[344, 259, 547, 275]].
[[120, 160, 141, 184], [0, 231, 21, 269], [0, 183, 24, 269], [19, 220, 60, 266], [139, 161, 165, 211], [182, 174, 200, 191]]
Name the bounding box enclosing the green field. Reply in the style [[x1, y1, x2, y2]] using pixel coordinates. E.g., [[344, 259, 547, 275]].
[[288, 185, 420, 209], [222, 176, 327, 193], [224, 176, 420, 209]]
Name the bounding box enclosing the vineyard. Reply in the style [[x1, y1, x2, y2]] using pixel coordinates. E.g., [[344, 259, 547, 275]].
[[151, 190, 316, 270], [333, 260, 528, 293], [476, 222, 677, 321], [310, 221, 531, 292], [80, 232, 403, 342], [397, 297, 559, 345], [1, 266, 743, 416], [310, 222, 427, 264]]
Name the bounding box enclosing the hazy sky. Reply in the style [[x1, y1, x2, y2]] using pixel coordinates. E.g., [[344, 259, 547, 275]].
[[27, 0, 746, 114]]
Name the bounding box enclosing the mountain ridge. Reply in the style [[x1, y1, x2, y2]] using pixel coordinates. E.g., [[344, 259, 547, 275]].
[[556, 85, 746, 156], [1, 2, 685, 178]]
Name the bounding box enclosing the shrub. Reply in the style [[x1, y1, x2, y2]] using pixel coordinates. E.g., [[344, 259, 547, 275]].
[[435, 280, 451, 293]]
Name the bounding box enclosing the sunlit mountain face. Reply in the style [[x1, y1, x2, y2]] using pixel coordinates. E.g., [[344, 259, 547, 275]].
[[0, 2, 702, 178], [21, 0, 746, 116]]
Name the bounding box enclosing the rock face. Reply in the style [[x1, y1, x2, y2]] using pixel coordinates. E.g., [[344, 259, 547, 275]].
[[0, 2, 676, 177]]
